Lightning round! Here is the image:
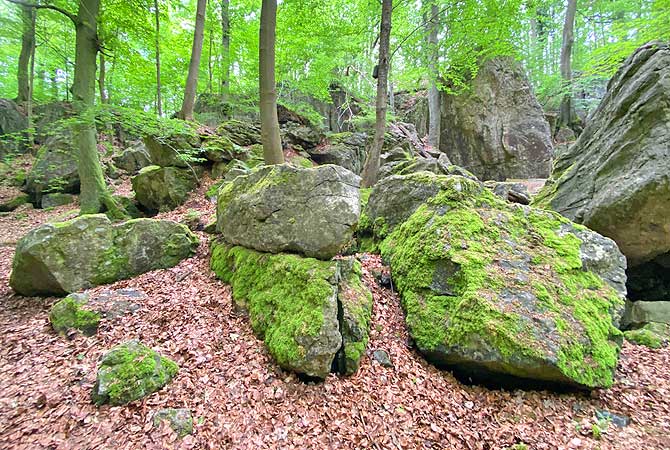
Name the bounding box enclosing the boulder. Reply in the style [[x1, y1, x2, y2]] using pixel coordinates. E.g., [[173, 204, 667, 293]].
[[211, 242, 371, 379], [153, 409, 194, 437], [439, 57, 553, 180], [112, 141, 152, 173], [49, 293, 101, 336], [217, 120, 261, 146], [142, 132, 201, 168], [41, 193, 75, 209], [533, 42, 670, 274], [484, 181, 531, 205], [217, 164, 360, 260], [376, 174, 626, 389], [0, 191, 30, 212], [132, 166, 199, 213], [622, 301, 670, 329], [10, 214, 198, 296], [91, 340, 178, 406], [282, 122, 322, 150], [624, 323, 670, 349], [0, 98, 28, 157], [33, 102, 74, 144], [201, 135, 240, 162], [306, 132, 367, 175], [395, 91, 429, 138], [24, 132, 79, 203]]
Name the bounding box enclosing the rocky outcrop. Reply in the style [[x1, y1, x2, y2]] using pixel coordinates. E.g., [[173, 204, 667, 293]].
[[113, 141, 152, 173], [10, 214, 198, 296], [33, 102, 74, 144], [24, 132, 79, 204], [306, 132, 367, 175], [0, 99, 28, 157], [439, 57, 553, 180], [143, 132, 201, 168], [217, 164, 360, 260], [216, 120, 261, 146], [92, 340, 178, 406], [211, 243, 372, 379], [131, 166, 199, 213], [371, 174, 626, 389], [533, 42, 670, 301]]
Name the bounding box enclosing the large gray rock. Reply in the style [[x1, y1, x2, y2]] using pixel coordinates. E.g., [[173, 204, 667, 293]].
[[216, 120, 261, 146], [211, 243, 371, 379], [623, 301, 670, 329], [113, 141, 152, 173], [132, 166, 199, 213], [10, 214, 198, 296], [0, 98, 28, 157], [306, 132, 368, 175], [439, 57, 553, 180], [24, 132, 79, 203], [143, 133, 201, 168], [375, 174, 626, 389], [217, 164, 360, 260], [33, 102, 74, 144], [534, 42, 670, 272]]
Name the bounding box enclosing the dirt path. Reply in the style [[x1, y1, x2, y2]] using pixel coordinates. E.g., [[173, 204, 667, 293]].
[[0, 186, 669, 449]]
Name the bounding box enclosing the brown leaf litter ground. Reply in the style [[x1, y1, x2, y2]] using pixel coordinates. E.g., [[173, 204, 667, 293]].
[[0, 180, 669, 450]]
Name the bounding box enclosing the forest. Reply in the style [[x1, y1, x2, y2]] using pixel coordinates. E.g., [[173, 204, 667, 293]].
[[0, 0, 669, 448]]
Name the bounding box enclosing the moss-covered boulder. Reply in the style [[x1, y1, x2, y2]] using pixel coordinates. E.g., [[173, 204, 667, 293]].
[[142, 132, 201, 168], [131, 165, 198, 213], [10, 214, 198, 296], [49, 293, 101, 336], [112, 141, 152, 173], [624, 323, 669, 349], [41, 193, 75, 209], [24, 132, 79, 204], [152, 408, 193, 437], [0, 192, 29, 212], [92, 340, 178, 406], [216, 120, 261, 146], [210, 241, 371, 379], [376, 174, 627, 389], [217, 164, 360, 260]]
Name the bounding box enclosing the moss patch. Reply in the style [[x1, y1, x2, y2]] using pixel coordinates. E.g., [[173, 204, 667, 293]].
[[49, 294, 101, 336]]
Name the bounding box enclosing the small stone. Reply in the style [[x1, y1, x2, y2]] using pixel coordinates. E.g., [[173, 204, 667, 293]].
[[41, 193, 75, 209], [373, 349, 393, 368], [595, 409, 630, 428], [152, 408, 193, 437], [49, 293, 100, 336]]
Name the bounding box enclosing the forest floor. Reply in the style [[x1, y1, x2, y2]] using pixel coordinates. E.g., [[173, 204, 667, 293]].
[[0, 177, 669, 450]]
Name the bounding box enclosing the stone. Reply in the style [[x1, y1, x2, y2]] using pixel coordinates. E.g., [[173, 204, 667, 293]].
[[439, 57, 553, 180], [306, 132, 368, 175], [624, 323, 669, 349], [194, 93, 231, 126], [33, 102, 74, 144], [217, 164, 360, 260], [281, 122, 322, 150], [91, 340, 178, 406], [112, 141, 152, 173], [10, 214, 198, 296], [0, 98, 28, 157], [216, 120, 261, 146], [533, 42, 670, 273], [84, 288, 144, 319], [132, 166, 199, 213], [484, 181, 531, 205], [595, 410, 630, 428], [380, 146, 412, 166], [142, 132, 201, 168], [49, 293, 101, 336], [153, 408, 194, 437], [210, 243, 372, 379], [41, 193, 75, 209], [112, 195, 145, 219], [0, 192, 29, 212], [375, 174, 626, 389], [24, 132, 79, 203], [622, 301, 670, 329], [201, 135, 240, 162], [372, 349, 393, 368]]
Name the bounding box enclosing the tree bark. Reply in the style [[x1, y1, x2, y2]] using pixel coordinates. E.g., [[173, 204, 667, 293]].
[[361, 0, 392, 188], [176, 0, 207, 121], [16, 5, 36, 104], [208, 28, 213, 93], [425, 1, 440, 149], [559, 0, 577, 128], [154, 0, 162, 116], [220, 0, 230, 98], [259, 0, 283, 164], [98, 52, 108, 103]]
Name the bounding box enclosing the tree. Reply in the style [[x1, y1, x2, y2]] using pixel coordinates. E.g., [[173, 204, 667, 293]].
[[220, 0, 230, 98], [154, 0, 162, 116], [259, 0, 283, 164], [7, 0, 125, 217], [15, 4, 35, 104], [360, 0, 392, 187], [424, 0, 440, 149], [176, 0, 207, 120], [559, 0, 577, 129]]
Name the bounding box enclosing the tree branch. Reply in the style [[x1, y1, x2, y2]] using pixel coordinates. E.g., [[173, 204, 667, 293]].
[[5, 0, 77, 25]]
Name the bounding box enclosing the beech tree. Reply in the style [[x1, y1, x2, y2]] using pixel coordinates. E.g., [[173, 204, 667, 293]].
[[361, 0, 392, 187], [220, 0, 230, 98], [15, 4, 34, 104], [176, 0, 207, 121], [559, 0, 578, 129], [259, 0, 283, 164], [425, 0, 440, 149]]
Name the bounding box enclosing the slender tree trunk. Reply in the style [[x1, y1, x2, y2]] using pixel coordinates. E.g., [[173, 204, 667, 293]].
[[176, 0, 207, 120], [98, 52, 108, 103], [259, 0, 283, 164], [559, 0, 577, 128], [361, 0, 392, 188], [220, 0, 230, 98], [16, 5, 36, 104], [425, 1, 440, 149], [154, 0, 162, 116], [208, 28, 213, 93]]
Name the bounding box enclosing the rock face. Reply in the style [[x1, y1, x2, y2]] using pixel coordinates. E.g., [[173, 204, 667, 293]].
[[25, 132, 79, 204], [10, 214, 198, 296], [439, 57, 553, 181], [210, 242, 372, 379], [306, 132, 367, 175], [217, 164, 360, 260], [0, 98, 28, 157], [92, 340, 178, 406], [113, 141, 152, 173], [132, 166, 198, 213], [372, 173, 626, 389], [534, 42, 670, 272]]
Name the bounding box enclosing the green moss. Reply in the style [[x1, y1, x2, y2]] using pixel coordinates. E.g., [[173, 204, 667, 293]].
[[624, 328, 663, 348], [49, 294, 101, 336]]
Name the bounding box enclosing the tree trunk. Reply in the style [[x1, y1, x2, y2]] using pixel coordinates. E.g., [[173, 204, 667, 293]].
[[220, 0, 230, 98], [73, 0, 125, 217], [98, 52, 108, 103], [16, 5, 36, 104], [208, 28, 213, 93], [154, 0, 162, 116], [559, 0, 577, 128], [176, 0, 207, 121], [425, 1, 440, 149], [259, 0, 283, 164], [361, 0, 392, 188]]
